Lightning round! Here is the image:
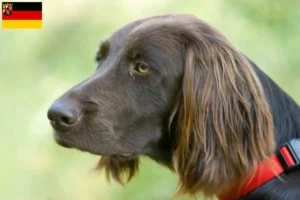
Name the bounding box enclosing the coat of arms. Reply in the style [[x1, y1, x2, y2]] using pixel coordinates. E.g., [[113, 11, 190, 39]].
[[3, 3, 13, 16]]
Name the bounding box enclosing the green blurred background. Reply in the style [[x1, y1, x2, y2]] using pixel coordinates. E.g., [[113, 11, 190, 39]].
[[1, 0, 299, 199]]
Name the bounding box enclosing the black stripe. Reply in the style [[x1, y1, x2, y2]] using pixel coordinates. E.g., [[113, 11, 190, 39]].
[[2, 2, 42, 11]]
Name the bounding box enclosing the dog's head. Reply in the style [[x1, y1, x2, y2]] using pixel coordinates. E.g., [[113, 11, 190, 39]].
[[48, 14, 275, 196]]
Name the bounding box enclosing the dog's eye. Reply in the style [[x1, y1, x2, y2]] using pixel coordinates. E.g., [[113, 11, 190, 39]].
[[95, 51, 102, 62], [96, 41, 110, 63], [135, 63, 150, 74]]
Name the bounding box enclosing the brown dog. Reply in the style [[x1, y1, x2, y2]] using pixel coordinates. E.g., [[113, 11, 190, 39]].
[[48, 14, 300, 199]]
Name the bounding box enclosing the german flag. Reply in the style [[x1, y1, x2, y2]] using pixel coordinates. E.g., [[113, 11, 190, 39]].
[[2, 2, 42, 29]]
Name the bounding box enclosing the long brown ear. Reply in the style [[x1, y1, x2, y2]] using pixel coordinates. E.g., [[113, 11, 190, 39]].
[[172, 27, 275, 196]]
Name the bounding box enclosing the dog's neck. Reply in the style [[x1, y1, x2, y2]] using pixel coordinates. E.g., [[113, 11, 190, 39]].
[[144, 61, 300, 200], [219, 60, 300, 199], [249, 59, 300, 147]]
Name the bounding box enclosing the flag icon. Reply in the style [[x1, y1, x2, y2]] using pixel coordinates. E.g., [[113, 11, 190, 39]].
[[2, 2, 42, 29]]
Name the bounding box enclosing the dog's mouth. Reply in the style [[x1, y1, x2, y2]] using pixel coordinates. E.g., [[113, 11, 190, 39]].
[[118, 152, 136, 158], [114, 152, 137, 161], [53, 130, 137, 159], [53, 132, 74, 148]]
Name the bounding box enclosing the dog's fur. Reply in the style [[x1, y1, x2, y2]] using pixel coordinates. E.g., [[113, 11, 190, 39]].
[[49, 14, 300, 199]]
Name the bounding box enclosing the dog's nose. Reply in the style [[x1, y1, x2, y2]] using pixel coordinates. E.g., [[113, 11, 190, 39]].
[[47, 99, 80, 132]]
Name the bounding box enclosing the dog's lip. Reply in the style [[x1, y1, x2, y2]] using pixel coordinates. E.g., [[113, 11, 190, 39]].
[[53, 131, 74, 148], [117, 152, 137, 159], [119, 152, 135, 157]]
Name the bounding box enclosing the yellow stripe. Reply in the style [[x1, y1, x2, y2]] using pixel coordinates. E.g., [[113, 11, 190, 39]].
[[2, 20, 42, 29]]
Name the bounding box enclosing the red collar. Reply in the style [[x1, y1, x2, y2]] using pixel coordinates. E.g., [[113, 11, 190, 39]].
[[218, 139, 300, 200]]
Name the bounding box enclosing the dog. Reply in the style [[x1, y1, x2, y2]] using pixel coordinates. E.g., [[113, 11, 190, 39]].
[[47, 14, 300, 199]]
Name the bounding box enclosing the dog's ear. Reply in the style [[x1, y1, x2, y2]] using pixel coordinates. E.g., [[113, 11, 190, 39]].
[[95, 156, 139, 186], [171, 28, 275, 196]]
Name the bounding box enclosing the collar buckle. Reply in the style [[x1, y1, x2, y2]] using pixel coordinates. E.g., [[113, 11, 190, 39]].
[[277, 138, 300, 172]]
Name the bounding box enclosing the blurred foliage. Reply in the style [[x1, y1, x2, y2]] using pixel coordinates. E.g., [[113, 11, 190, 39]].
[[0, 0, 299, 199]]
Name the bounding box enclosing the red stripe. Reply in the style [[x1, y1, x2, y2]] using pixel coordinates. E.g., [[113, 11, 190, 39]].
[[280, 146, 296, 166], [2, 11, 42, 20]]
